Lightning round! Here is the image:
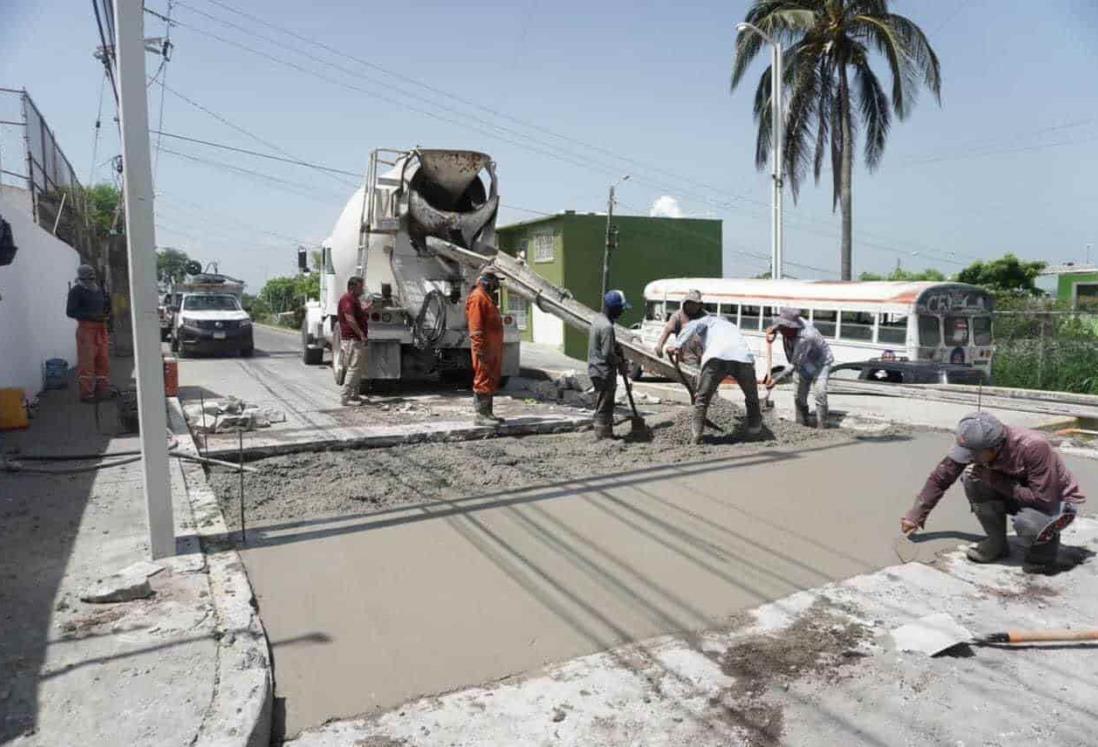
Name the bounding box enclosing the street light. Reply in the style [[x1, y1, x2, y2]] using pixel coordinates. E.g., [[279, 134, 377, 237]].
[[737, 22, 784, 280], [600, 174, 630, 299]]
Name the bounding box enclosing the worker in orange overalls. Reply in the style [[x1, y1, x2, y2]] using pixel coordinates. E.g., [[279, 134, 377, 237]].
[[466, 270, 504, 427], [66, 264, 112, 402]]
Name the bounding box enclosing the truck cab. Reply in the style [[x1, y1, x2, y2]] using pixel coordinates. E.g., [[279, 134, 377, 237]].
[[171, 292, 254, 357]]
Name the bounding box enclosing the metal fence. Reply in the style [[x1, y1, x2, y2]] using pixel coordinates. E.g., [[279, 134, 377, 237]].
[[0, 87, 95, 257], [992, 308, 1098, 393]]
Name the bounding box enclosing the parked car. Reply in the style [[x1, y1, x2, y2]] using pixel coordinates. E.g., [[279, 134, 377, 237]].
[[170, 293, 254, 357], [830, 359, 988, 385]]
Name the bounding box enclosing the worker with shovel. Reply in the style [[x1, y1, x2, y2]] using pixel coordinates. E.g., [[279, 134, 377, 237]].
[[765, 307, 833, 429], [901, 411, 1085, 575], [588, 290, 630, 440], [655, 289, 705, 362], [667, 314, 761, 444]]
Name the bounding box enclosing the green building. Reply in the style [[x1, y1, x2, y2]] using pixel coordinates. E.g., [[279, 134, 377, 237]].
[[497, 211, 722, 360], [1038, 264, 1098, 308]]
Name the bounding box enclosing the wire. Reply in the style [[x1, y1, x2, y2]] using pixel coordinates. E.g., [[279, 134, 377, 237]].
[[157, 146, 346, 202], [151, 129, 361, 177], [152, 0, 174, 182], [87, 71, 107, 185], [91, 0, 119, 107]]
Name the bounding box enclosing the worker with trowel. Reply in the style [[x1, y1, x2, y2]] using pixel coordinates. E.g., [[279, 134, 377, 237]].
[[901, 411, 1085, 575], [66, 264, 112, 402], [655, 289, 705, 363], [666, 314, 762, 444], [467, 270, 505, 427], [765, 307, 834, 429], [588, 290, 630, 440]]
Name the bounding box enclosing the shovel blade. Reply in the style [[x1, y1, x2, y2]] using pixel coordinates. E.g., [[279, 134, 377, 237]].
[[891, 613, 973, 656]]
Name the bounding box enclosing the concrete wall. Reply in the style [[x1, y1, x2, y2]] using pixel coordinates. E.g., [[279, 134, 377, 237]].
[[1057, 271, 1098, 308], [499, 213, 722, 359], [0, 190, 80, 396]]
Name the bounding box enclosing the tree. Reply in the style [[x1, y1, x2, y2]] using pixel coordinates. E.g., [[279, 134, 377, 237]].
[[83, 183, 123, 243], [956, 253, 1045, 297], [859, 267, 946, 281], [156, 247, 200, 283], [731, 0, 941, 280]]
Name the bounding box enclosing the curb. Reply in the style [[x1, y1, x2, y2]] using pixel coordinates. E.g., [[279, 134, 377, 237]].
[[168, 399, 273, 747]]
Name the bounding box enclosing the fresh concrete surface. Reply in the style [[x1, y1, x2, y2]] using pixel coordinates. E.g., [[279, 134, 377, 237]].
[[291, 516, 1098, 746], [176, 327, 588, 458], [238, 428, 1098, 739], [0, 360, 217, 746]]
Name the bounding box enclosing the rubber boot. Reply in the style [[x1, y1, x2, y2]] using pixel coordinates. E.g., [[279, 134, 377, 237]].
[[816, 403, 829, 430], [965, 502, 1009, 563], [474, 394, 497, 427], [794, 403, 811, 427], [484, 395, 505, 425], [1023, 534, 1076, 575], [593, 421, 614, 440], [690, 408, 705, 445]]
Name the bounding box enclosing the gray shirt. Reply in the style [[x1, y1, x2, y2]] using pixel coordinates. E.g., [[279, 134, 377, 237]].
[[675, 316, 754, 367], [587, 313, 620, 380], [775, 324, 834, 382]]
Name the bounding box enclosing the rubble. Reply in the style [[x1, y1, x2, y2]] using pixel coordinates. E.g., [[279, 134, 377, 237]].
[[79, 561, 163, 604], [182, 396, 286, 433]]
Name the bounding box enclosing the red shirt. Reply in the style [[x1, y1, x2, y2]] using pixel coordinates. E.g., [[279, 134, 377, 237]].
[[337, 291, 368, 341]]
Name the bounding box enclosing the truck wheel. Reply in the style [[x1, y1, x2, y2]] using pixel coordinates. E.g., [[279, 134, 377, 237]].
[[240, 346, 254, 358]]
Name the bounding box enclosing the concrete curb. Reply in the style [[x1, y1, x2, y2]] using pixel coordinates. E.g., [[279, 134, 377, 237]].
[[168, 399, 273, 747]]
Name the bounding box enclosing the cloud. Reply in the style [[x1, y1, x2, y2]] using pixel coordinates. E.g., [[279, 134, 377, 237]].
[[649, 195, 684, 219]]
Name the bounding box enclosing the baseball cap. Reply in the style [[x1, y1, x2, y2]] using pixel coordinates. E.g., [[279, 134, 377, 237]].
[[949, 411, 1005, 464], [604, 289, 631, 311], [774, 307, 804, 329], [684, 289, 703, 304]]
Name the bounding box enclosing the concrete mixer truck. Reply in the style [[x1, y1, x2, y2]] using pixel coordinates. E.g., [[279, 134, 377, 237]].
[[301, 148, 521, 386]]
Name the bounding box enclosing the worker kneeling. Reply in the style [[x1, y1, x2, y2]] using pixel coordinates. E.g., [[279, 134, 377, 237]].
[[588, 290, 630, 440], [667, 314, 762, 444], [765, 307, 833, 429], [902, 411, 1084, 575], [467, 271, 505, 427]]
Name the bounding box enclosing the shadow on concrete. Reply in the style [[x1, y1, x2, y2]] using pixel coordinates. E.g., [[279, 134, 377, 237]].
[[0, 357, 131, 742]]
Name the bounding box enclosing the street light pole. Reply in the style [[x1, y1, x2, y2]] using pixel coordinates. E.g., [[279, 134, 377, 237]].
[[114, 0, 174, 559], [737, 23, 783, 280], [600, 175, 629, 300]]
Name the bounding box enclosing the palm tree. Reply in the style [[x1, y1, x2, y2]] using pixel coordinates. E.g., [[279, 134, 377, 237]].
[[731, 0, 941, 280]]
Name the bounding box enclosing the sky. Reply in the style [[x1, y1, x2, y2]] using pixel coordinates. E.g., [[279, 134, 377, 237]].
[[2, 0, 1097, 292]]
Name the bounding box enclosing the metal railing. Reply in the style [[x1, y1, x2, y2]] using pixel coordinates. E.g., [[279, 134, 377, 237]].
[[0, 87, 95, 257], [992, 307, 1098, 394]]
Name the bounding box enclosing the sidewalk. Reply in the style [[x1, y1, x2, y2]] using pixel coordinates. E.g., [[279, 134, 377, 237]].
[[0, 360, 218, 746]]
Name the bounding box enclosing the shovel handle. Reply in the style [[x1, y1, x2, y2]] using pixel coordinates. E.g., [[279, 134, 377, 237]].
[[985, 629, 1098, 644]]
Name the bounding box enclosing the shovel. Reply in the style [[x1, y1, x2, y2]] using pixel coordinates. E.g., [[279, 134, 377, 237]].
[[619, 367, 650, 439], [892, 612, 1098, 656], [669, 352, 723, 432], [761, 336, 775, 410]]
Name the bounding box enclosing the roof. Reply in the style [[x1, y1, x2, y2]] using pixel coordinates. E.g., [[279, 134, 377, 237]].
[[642, 277, 987, 306], [1040, 264, 1098, 276], [498, 212, 720, 232]]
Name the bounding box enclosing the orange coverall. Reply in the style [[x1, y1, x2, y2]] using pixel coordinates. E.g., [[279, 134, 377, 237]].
[[466, 284, 503, 395]]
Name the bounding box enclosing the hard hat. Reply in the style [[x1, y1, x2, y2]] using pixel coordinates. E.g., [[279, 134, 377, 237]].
[[604, 289, 631, 311]]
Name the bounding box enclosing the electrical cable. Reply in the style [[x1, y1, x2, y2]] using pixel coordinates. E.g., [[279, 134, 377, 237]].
[[151, 129, 360, 177], [412, 289, 448, 350], [152, 0, 174, 182], [87, 71, 107, 185]]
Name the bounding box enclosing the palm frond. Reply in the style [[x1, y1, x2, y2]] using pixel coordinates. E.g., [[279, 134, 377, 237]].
[[752, 66, 774, 170], [887, 13, 942, 102], [849, 14, 915, 118], [853, 53, 891, 168], [813, 57, 835, 183], [782, 43, 824, 200]]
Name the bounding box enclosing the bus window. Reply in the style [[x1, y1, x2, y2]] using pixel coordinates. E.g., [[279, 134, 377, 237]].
[[840, 311, 875, 341], [946, 316, 969, 345], [644, 300, 663, 322], [664, 300, 680, 321], [811, 309, 837, 337], [718, 303, 738, 323], [878, 313, 908, 345], [741, 305, 761, 330], [973, 316, 992, 346], [918, 315, 941, 347], [703, 302, 719, 315]]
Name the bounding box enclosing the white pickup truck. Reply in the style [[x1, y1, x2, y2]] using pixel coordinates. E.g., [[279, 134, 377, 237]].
[[170, 292, 254, 357]]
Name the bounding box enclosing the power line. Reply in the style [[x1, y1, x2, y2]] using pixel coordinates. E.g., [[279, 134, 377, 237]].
[[157, 146, 347, 203], [152, 129, 362, 177], [152, 0, 174, 181]]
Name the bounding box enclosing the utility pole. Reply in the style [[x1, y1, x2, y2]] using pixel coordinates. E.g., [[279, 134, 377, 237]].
[[114, 0, 174, 559], [600, 175, 629, 300]]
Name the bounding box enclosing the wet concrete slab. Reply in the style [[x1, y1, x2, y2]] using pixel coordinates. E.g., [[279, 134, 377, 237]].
[[235, 431, 1098, 739]]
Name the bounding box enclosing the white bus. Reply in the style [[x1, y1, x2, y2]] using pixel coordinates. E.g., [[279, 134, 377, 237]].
[[636, 278, 994, 378]]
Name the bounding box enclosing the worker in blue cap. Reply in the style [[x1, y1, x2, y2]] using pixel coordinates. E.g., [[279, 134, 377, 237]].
[[588, 290, 630, 439]]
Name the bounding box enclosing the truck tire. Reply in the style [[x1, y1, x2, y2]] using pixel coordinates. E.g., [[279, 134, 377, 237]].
[[240, 346, 254, 358], [303, 345, 323, 365]]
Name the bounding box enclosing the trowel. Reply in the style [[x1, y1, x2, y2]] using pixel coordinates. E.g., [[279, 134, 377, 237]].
[[891, 612, 1098, 656]]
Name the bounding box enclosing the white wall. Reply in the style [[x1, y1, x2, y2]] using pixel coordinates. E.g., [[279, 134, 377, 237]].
[[531, 304, 564, 349], [0, 190, 80, 396]]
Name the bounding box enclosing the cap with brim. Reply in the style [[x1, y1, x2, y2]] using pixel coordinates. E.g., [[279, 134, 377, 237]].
[[949, 411, 1005, 464], [948, 444, 977, 464], [774, 307, 803, 328], [684, 290, 703, 304]]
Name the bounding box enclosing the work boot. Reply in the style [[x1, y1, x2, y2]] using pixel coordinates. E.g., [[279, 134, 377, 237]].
[[473, 394, 497, 427], [484, 395, 505, 425], [816, 404, 829, 430], [965, 501, 1009, 563], [593, 421, 614, 440], [1023, 535, 1077, 575], [794, 403, 811, 427], [690, 408, 706, 445], [745, 415, 763, 437]]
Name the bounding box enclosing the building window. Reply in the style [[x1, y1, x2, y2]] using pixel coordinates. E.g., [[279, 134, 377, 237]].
[[840, 311, 875, 341], [531, 233, 554, 263], [507, 294, 528, 331], [1076, 283, 1098, 309]]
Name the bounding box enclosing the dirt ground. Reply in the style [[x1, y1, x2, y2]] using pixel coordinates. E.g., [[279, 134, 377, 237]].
[[209, 398, 899, 528]]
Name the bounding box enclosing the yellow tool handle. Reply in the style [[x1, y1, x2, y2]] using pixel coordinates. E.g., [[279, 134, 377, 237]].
[[1006, 629, 1098, 643]]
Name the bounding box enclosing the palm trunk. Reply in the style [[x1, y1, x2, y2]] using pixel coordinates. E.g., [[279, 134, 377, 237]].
[[839, 67, 853, 281]]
